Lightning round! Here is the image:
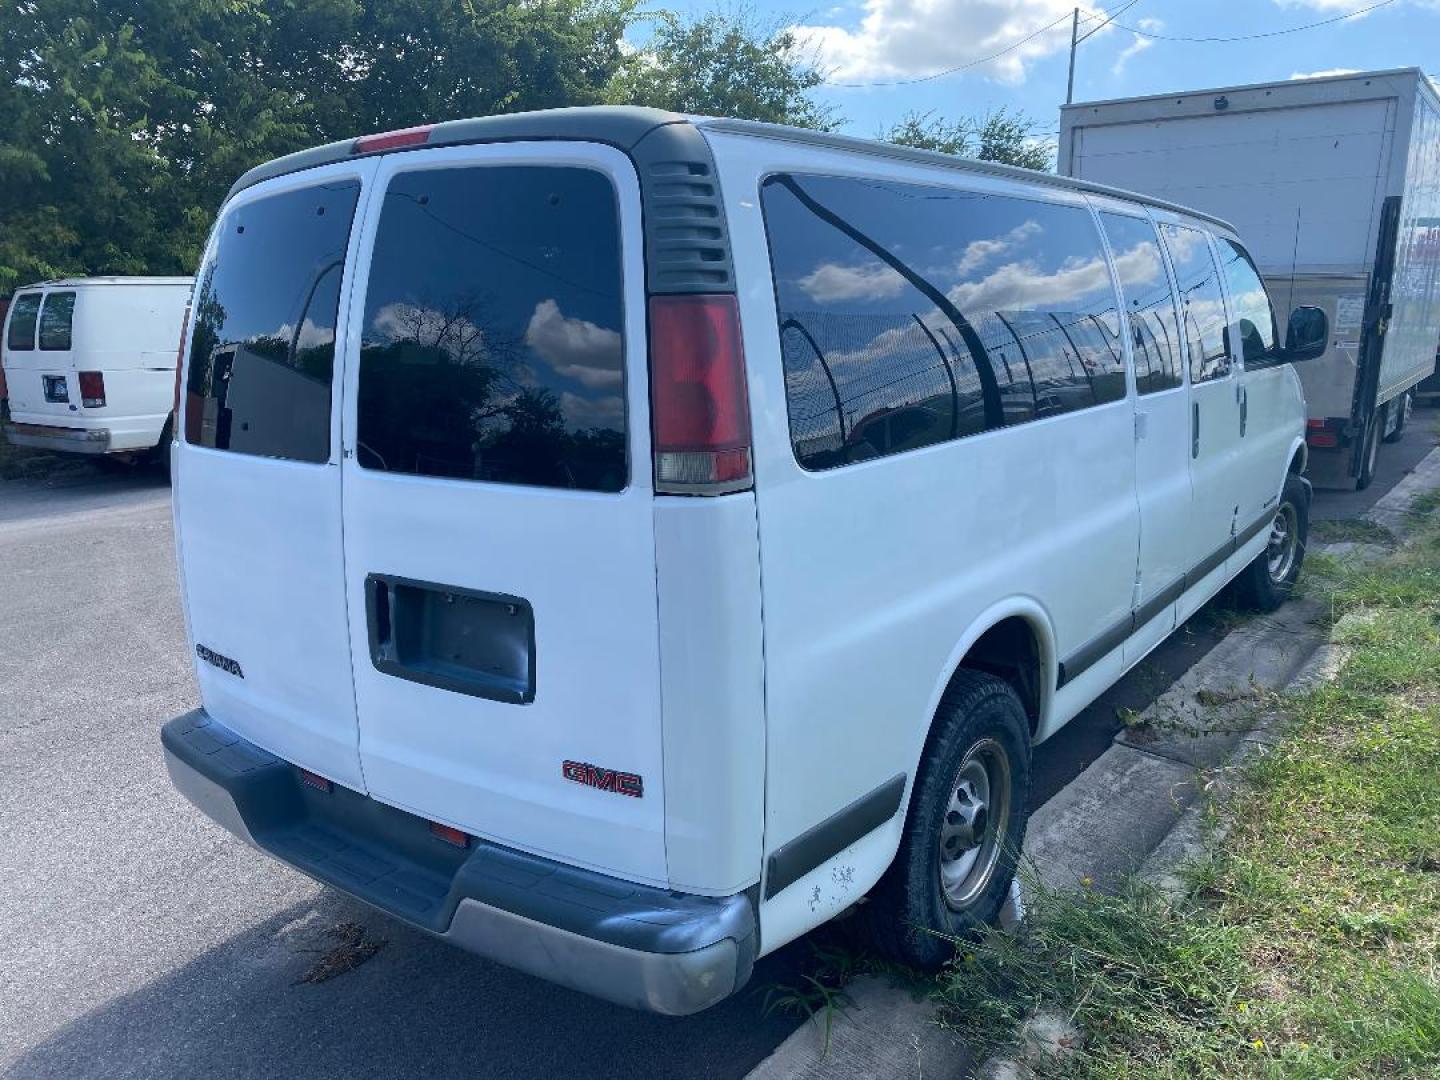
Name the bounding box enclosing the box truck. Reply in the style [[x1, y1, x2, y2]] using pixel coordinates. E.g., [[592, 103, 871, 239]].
[[1060, 68, 1440, 488]]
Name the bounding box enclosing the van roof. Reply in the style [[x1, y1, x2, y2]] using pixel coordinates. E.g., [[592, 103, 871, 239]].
[[226, 106, 1235, 232], [12, 276, 194, 292]]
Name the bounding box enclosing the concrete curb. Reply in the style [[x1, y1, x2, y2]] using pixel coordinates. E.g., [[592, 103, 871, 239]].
[[745, 446, 1440, 1080]]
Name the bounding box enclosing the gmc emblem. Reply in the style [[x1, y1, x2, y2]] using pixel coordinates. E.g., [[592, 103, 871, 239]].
[[196, 643, 244, 679], [562, 760, 643, 798]]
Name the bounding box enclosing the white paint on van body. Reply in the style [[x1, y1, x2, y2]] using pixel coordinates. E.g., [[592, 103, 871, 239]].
[[172, 117, 1306, 971], [3, 277, 191, 452]]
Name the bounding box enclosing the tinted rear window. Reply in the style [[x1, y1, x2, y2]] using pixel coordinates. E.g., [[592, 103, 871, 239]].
[[185, 180, 361, 462], [38, 291, 76, 351], [761, 174, 1124, 471], [357, 165, 627, 493], [7, 293, 40, 351]]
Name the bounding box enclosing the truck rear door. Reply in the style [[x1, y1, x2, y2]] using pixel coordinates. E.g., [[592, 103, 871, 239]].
[[338, 143, 668, 887], [175, 159, 379, 790]]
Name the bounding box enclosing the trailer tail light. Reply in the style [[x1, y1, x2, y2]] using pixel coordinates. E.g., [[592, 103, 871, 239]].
[[429, 821, 469, 848], [353, 125, 434, 155], [1306, 418, 1339, 448], [77, 371, 106, 408], [648, 294, 752, 495]]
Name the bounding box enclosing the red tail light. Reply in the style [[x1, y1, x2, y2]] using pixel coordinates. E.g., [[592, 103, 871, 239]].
[[648, 294, 752, 494], [353, 125, 434, 155], [77, 371, 106, 408], [1306, 417, 1338, 448], [299, 768, 333, 793], [172, 303, 191, 421], [429, 821, 469, 848]]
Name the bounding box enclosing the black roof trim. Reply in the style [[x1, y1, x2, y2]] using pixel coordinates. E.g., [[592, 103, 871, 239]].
[[226, 106, 687, 201]]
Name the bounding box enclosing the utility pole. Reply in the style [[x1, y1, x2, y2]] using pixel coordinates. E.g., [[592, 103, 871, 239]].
[[1066, 7, 1079, 105]]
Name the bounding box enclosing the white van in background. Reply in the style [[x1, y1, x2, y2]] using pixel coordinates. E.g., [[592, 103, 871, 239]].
[[2, 277, 192, 471], [161, 108, 1328, 1014]]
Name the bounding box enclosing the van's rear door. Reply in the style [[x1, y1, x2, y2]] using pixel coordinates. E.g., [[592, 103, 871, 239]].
[[176, 159, 379, 790], [339, 143, 668, 886]]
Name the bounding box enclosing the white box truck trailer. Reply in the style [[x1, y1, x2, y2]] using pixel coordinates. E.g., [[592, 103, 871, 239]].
[[1060, 68, 1440, 488]]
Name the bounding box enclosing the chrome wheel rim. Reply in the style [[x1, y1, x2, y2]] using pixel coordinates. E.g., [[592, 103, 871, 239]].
[[1266, 503, 1298, 584], [938, 738, 1011, 911]]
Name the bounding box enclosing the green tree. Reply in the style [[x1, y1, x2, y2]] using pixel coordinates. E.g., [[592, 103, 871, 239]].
[[880, 108, 1053, 172], [0, 0, 638, 293], [609, 9, 839, 130]]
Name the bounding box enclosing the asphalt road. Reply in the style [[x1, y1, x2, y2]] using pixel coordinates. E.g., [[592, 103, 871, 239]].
[[3, 413, 1434, 1080]]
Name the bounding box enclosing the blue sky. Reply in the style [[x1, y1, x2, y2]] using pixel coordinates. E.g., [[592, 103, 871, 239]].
[[660, 0, 1440, 140]]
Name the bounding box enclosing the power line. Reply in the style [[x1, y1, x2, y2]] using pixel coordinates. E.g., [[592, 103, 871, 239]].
[[826, 11, 1079, 88], [1076, 0, 1144, 45], [1106, 0, 1398, 42]]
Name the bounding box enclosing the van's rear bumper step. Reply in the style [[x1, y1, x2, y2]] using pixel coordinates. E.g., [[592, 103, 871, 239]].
[[4, 422, 111, 454], [160, 709, 757, 1014]]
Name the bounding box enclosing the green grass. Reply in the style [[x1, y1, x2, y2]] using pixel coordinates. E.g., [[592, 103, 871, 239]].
[[1309, 518, 1397, 547], [939, 509, 1440, 1078]]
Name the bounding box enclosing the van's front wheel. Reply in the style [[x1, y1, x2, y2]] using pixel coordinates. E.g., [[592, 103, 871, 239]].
[[864, 670, 1030, 969], [1235, 472, 1309, 612]]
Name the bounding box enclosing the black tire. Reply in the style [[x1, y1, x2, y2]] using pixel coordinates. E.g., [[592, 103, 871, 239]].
[[1234, 472, 1309, 612], [862, 670, 1031, 969], [1356, 408, 1382, 491], [1383, 392, 1411, 444]]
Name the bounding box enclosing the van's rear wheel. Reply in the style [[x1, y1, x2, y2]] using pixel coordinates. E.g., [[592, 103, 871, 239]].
[[1235, 472, 1309, 612], [863, 670, 1030, 969]]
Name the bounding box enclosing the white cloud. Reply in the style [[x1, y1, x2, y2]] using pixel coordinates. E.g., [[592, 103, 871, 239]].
[[1111, 18, 1160, 76], [791, 0, 1114, 85], [1289, 68, 1361, 80], [523, 298, 623, 389]]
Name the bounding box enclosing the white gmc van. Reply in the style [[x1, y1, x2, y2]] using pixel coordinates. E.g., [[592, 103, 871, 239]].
[[3, 277, 192, 469], [162, 108, 1328, 1014]]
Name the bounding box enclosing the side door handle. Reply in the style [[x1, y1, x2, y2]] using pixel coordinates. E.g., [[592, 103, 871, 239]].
[[1240, 386, 1248, 437], [1192, 401, 1200, 459]]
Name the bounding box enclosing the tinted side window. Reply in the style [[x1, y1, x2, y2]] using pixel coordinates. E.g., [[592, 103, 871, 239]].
[[185, 180, 360, 463], [1099, 213, 1183, 394], [762, 174, 1124, 470], [1161, 224, 1230, 384], [38, 291, 76, 351], [358, 166, 626, 493], [7, 293, 40, 351], [1218, 239, 1278, 365]]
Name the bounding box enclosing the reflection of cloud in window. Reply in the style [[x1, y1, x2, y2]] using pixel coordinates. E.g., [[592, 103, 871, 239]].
[[945, 250, 1116, 314], [796, 260, 907, 304], [523, 298, 623, 389], [560, 389, 624, 430], [954, 220, 1042, 274]]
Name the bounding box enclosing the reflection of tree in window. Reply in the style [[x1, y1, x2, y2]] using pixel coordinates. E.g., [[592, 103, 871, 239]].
[[355, 166, 628, 492]]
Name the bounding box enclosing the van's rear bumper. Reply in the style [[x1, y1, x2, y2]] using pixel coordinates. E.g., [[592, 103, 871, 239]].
[[4, 422, 111, 454], [161, 709, 757, 1015]]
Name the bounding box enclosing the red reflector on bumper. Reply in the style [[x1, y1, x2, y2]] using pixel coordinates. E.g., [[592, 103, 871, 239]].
[[429, 821, 469, 848], [1307, 430, 1339, 448], [299, 768, 333, 792]]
